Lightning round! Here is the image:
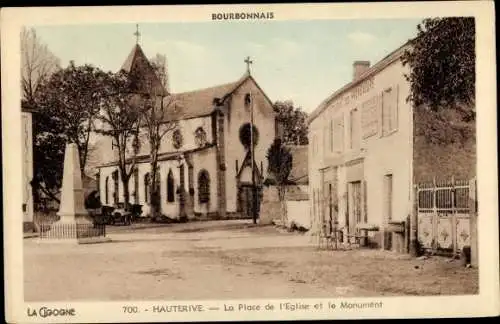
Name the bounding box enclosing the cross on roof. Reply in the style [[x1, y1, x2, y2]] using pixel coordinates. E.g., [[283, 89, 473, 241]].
[[244, 56, 253, 74], [134, 24, 141, 44]]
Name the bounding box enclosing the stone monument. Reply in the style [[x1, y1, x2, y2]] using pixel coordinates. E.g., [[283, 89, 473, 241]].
[[42, 143, 110, 243]]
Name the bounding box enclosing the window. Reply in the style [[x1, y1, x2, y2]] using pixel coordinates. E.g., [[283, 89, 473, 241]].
[[105, 176, 109, 205], [239, 123, 259, 149], [323, 124, 329, 152], [244, 93, 252, 106], [133, 168, 139, 203], [167, 169, 175, 203], [172, 129, 183, 149], [194, 127, 207, 147], [361, 96, 379, 139], [333, 115, 344, 153], [198, 170, 210, 204], [112, 170, 119, 204], [350, 108, 360, 150], [144, 173, 150, 203], [330, 119, 334, 152], [382, 87, 398, 135]]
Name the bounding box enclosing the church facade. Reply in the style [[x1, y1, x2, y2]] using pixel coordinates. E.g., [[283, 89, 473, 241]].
[[97, 44, 280, 220]]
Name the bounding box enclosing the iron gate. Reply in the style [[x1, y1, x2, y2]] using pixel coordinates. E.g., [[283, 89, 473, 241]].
[[417, 178, 474, 255]]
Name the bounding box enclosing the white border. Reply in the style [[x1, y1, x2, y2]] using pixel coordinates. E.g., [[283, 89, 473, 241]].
[[2, 2, 498, 322]]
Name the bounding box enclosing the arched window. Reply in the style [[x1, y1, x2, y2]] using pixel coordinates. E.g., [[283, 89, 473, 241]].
[[172, 129, 183, 149], [167, 169, 175, 203], [133, 168, 139, 203], [198, 170, 210, 204], [194, 127, 207, 147], [244, 93, 252, 106], [144, 173, 150, 204], [105, 176, 109, 205], [112, 170, 119, 205]]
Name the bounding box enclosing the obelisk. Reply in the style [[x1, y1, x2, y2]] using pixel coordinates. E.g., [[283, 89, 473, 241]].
[[45, 143, 91, 242], [56, 143, 91, 223]]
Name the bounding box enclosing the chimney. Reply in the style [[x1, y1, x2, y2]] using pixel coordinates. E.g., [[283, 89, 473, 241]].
[[353, 61, 370, 80]]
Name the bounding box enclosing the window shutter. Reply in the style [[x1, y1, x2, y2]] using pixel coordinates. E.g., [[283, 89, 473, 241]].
[[350, 109, 360, 149], [330, 119, 334, 152], [391, 85, 399, 131], [333, 115, 344, 153], [382, 91, 390, 135]]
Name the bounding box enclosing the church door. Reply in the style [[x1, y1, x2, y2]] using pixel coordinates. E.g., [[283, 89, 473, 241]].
[[239, 185, 260, 219]]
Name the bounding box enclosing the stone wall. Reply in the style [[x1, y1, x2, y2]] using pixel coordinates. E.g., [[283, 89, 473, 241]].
[[259, 185, 309, 226]]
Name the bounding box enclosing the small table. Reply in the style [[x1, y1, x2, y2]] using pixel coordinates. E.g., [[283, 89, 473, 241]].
[[352, 223, 380, 247]]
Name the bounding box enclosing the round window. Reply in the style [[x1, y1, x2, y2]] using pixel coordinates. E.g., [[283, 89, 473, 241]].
[[239, 123, 259, 148]]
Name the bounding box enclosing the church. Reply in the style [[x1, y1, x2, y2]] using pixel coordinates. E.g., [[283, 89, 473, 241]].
[[96, 40, 281, 220]]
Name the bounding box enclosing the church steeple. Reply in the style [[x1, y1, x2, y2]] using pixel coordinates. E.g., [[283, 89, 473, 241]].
[[119, 25, 168, 96]]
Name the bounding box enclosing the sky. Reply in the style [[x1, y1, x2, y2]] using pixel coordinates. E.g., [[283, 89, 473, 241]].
[[32, 19, 423, 113]]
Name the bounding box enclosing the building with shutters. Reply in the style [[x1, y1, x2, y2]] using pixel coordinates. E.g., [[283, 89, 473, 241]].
[[307, 41, 476, 252], [307, 43, 414, 251]]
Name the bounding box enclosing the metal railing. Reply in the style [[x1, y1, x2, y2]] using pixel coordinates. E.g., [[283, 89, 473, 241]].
[[38, 223, 106, 239]]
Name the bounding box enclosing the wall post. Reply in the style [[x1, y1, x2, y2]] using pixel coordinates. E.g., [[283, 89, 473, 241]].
[[469, 177, 478, 267], [409, 184, 419, 256]]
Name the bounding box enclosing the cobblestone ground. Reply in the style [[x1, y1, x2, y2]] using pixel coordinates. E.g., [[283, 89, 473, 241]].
[[24, 220, 478, 301]]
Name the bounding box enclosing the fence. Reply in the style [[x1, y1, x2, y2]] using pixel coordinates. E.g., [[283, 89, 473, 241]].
[[38, 223, 106, 239], [416, 177, 476, 256]]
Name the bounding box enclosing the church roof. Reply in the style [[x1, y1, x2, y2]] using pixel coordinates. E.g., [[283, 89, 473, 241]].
[[120, 45, 273, 122], [120, 44, 167, 96], [166, 72, 274, 121], [167, 73, 249, 121]]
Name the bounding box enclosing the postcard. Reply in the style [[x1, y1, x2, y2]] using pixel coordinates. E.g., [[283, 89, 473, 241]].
[[2, 2, 498, 322]]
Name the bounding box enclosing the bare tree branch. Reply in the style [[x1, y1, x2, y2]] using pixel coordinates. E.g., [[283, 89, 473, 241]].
[[20, 27, 61, 103]]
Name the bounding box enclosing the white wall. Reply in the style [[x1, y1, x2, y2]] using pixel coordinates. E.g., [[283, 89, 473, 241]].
[[286, 200, 311, 229]]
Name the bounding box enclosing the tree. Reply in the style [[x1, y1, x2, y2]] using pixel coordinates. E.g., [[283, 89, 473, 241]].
[[35, 62, 109, 174], [140, 57, 178, 219], [95, 70, 144, 209], [29, 100, 66, 205], [273, 100, 309, 145], [150, 54, 170, 93], [266, 138, 293, 224], [21, 27, 61, 103], [30, 62, 110, 205], [401, 17, 475, 144]]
